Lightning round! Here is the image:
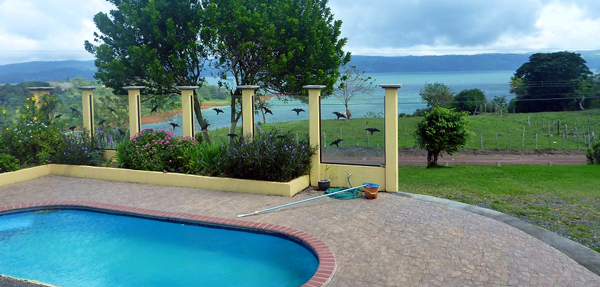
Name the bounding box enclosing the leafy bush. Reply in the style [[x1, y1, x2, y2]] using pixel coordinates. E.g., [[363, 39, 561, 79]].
[[0, 95, 65, 166], [51, 131, 104, 166], [415, 107, 473, 168], [587, 142, 600, 165], [0, 153, 19, 173], [114, 127, 317, 181], [116, 129, 198, 172], [180, 142, 224, 176], [1, 121, 64, 166], [217, 127, 317, 182]]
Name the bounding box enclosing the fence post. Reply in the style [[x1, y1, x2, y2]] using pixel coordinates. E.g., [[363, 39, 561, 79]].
[[522, 126, 525, 149], [381, 84, 402, 192], [124, 86, 145, 138], [177, 86, 199, 138], [304, 85, 326, 187], [26, 87, 55, 115], [562, 134, 565, 149], [535, 134, 538, 149], [480, 133, 484, 149], [238, 85, 260, 138], [548, 124, 552, 149], [79, 86, 97, 138]]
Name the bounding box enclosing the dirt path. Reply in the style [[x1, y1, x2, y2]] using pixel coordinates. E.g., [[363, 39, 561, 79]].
[[323, 148, 588, 165], [398, 148, 587, 165], [399, 155, 587, 165]]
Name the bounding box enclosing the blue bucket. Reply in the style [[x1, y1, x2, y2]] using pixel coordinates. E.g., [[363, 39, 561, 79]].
[[363, 182, 380, 188]]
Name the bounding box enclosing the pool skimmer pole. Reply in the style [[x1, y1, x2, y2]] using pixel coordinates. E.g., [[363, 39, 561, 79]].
[[237, 185, 366, 218]]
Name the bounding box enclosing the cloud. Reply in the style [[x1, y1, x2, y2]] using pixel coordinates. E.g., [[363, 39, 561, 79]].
[[329, 0, 600, 56], [0, 0, 599, 64], [0, 0, 113, 64]]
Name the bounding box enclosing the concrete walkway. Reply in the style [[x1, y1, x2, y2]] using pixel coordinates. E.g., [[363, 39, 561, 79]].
[[1, 176, 599, 287]]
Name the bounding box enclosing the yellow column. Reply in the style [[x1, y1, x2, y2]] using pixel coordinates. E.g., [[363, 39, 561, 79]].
[[124, 86, 145, 138], [177, 86, 198, 138], [382, 84, 402, 192], [26, 87, 54, 110], [238, 85, 260, 138], [79, 86, 97, 137], [304, 85, 325, 187]]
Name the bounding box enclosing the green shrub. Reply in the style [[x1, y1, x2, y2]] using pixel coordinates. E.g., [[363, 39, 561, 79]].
[[51, 131, 104, 166], [116, 129, 197, 172], [0, 153, 19, 173], [217, 127, 317, 182], [1, 121, 64, 166], [180, 142, 224, 176], [415, 107, 473, 168], [587, 142, 600, 165]]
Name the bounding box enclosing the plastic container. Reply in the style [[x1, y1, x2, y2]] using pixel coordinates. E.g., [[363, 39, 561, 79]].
[[363, 182, 380, 199]]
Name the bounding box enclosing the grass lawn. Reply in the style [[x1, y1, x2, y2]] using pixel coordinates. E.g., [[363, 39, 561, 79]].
[[399, 164, 600, 253]]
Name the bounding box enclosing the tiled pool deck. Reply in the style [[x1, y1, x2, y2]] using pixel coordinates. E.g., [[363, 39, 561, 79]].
[[1, 176, 600, 287]]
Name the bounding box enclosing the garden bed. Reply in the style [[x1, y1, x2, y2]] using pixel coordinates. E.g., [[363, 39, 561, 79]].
[[0, 165, 310, 197]]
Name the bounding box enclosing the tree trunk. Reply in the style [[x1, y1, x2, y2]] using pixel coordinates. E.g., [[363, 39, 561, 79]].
[[579, 97, 586, 110], [345, 102, 351, 120], [426, 151, 440, 168], [192, 93, 210, 143]]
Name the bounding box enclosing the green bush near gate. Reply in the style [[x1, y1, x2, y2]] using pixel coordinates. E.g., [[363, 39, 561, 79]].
[[587, 142, 600, 164]]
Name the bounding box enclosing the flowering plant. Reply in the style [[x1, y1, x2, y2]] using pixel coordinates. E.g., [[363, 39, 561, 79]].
[[116, 129, 197, 172], [217, 127, 317, 182], [51, 130, 104, 166]]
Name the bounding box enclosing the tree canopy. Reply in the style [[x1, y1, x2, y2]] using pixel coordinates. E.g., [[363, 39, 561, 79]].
[[332, 65, 375, 120], [419, 83, 454, 108], [415, 107, 472, 168], [85, 0, 208, 95], [510, 51, 593, 113], [451, 88, 486, 115], [85, 0, 349, 135], [204, 0, 349, 95]]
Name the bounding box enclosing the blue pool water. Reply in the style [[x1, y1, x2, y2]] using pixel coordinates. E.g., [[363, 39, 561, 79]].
[[0, 209, 318, 287]]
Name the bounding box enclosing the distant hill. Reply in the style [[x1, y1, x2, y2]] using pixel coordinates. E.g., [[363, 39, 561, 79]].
[[1, 50, 599, 84], [349, 54, 530, 73], [0, 60, 97, 84], [350, 50, 600, 73]]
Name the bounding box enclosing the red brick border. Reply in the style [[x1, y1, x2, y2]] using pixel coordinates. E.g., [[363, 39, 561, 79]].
[[0, 201, 336, 287]]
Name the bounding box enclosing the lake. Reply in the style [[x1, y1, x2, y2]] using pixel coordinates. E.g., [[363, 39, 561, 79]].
[[143, 70, 515, 132]]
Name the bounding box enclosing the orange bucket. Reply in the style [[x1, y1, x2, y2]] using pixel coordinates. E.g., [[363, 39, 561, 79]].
[[363, 182, 380, 199]]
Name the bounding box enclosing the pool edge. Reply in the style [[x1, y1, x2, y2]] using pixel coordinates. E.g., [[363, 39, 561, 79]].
[[0, 201, 336, 287]]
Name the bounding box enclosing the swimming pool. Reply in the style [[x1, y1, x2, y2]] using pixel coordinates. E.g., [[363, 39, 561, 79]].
[[0, 202, 335, 287]]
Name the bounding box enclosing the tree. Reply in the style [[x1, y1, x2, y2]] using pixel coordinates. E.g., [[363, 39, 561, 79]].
[[490, 96, 508, 114], [332, 65, 376, 120], [415, 107, 473, 168], [510, 51, 592, 113], [451, 89, 486, 115], [420, 83, 454, 108], [204, 0, 350, 133], [85, 0, 212, 141], [571, 75, 600, 110]]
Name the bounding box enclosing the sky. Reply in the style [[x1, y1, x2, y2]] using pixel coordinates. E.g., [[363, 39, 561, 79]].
[[0, 0, 599, 65]]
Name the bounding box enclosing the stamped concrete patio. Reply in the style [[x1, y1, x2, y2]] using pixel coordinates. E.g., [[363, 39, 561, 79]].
[[1, 176, 599, 287]]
